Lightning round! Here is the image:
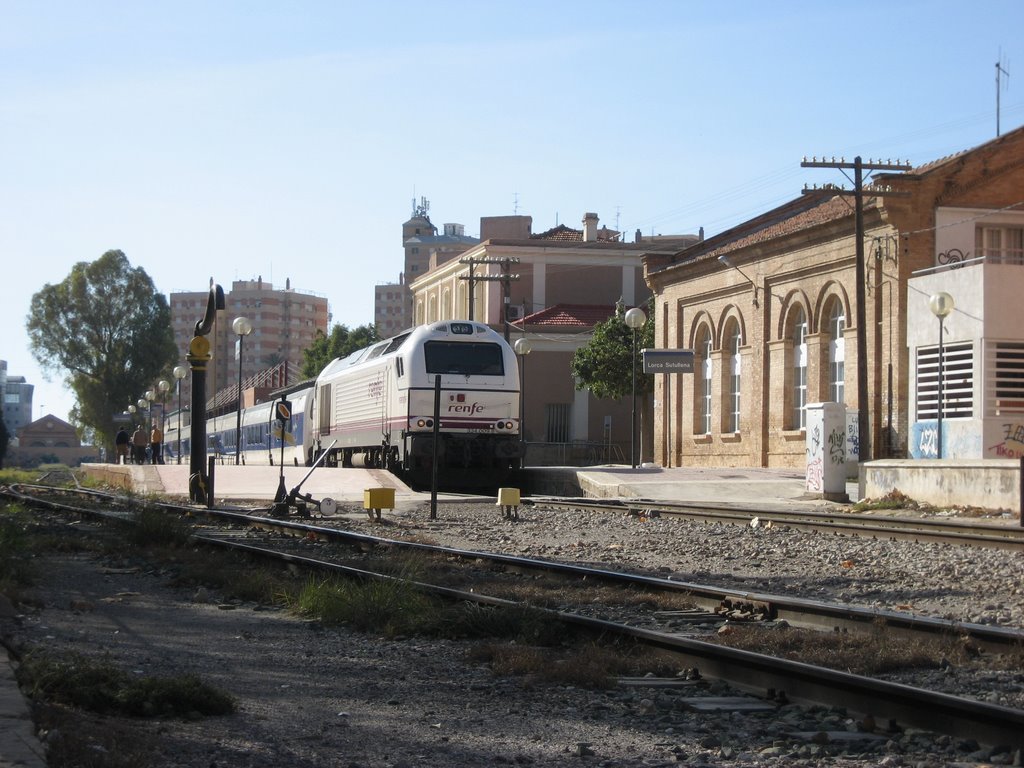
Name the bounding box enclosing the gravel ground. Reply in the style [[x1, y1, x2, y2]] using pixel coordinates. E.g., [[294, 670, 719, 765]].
[[2, 502, 1023, 767], [349, 502, 1024, 629]]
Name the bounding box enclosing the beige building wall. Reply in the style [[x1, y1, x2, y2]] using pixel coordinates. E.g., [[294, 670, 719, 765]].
[[647, 195, 902, 470]]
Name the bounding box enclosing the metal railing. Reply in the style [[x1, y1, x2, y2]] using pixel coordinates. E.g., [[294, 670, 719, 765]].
[[524, 440, 626, 467]]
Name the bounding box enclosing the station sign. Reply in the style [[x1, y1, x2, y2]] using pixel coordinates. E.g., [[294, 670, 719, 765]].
[[642, 349, 695, 374], [276, 399, 292, 422]]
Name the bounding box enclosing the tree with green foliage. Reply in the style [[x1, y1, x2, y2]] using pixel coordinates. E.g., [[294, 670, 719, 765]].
[[570, 301, 654, 400], [26, 250, 178, 455], [0, 412, 9, 469], [571, 301, 655, 463], [301, 323, 379, 379]]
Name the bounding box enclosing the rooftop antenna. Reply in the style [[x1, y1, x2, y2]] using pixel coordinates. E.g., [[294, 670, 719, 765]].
[[513, 192, 519, 215], [997, 51, 1010, 137], [615, 205, 621, 232]]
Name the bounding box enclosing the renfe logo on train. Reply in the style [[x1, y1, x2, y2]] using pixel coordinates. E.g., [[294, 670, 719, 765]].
[[448, 393, 484, 414]]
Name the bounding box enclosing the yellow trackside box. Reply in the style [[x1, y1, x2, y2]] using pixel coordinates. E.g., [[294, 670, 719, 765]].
[[363, 488, 395, 510], [496, 487, 520, 506]]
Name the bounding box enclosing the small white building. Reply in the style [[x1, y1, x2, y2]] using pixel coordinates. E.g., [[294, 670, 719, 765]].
[[907, 206, 1024, 458]]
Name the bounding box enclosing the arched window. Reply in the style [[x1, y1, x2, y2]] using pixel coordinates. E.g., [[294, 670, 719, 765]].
[[828, 300, 846, 404], [726, 322, 742, 433], [792, 306, 808, 429], [696, 327, 712, 435]]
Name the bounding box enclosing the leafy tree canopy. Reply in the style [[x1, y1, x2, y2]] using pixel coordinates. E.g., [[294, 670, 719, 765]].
[[301, 323, 379, 379], [26, 250, 177, 450], [570, 301, 654, 400]]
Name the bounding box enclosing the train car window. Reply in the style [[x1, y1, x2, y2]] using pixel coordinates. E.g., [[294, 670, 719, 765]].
[[396, 357, 404, 377], [318, 385, 332, 434], [424, 341, 505, 375], [365, 342, 390, 361], [383, 333, 411, 354]]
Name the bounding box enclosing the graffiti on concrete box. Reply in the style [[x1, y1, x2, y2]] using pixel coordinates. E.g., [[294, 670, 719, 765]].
[[806, 456, 823, 492], [988, 422, 1024, 459]]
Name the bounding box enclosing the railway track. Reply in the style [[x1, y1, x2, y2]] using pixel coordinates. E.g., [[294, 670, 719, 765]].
[[4, 481, 1024, 751], [532, 497, 1024, 550], [6, 482, 1022, 649]]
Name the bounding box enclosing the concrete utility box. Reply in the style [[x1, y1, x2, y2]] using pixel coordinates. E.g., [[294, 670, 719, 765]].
[[805, 402, 849, 500]]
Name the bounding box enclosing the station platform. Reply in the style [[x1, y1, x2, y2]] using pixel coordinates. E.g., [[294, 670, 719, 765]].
[[80, 462, 860, 510]]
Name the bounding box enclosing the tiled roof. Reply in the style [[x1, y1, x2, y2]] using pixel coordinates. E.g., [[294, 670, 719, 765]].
[[514, 303, 618, 329], [530, 224, 621, 242], [665, 193, 858, 266], [908, 123, 1024, 176], [532, 224, 584, 241]]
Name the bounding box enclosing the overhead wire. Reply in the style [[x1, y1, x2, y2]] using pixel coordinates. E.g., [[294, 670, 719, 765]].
[[619, 104, 1024, 240]]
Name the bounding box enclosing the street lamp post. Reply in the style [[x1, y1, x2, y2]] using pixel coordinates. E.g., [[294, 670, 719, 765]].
[[138, 397, 150, 431], [232, 316, 253, 465], [514, 337, 532, 466], [929, 292, 955, 459], [138, 396, 150, 464], [624, 307, 647, 469], [127, 404, 138, 464], [173, 365, 187, 464], [156, 379, 170, 464]]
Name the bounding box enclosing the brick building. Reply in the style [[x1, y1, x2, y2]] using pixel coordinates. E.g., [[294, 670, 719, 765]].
[[643, 125, 1024, 469], [12, 415, 93, 467]]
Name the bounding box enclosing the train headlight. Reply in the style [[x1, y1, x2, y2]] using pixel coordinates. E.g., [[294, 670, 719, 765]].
[[413, 417, 434, 430]]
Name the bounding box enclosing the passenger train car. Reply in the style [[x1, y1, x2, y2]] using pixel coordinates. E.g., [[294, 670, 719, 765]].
[[164, 381, 311, 467], [165, 321, 524, 488]]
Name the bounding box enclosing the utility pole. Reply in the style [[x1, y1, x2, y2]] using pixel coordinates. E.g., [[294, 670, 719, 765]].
[[801, 155, 911, 463], [458, 256, 520, 340], [997, 58, 1010, 137], [459, 258, 478, 321]]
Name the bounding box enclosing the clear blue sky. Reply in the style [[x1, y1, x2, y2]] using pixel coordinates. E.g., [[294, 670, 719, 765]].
[[2, 1, 1022, 424]]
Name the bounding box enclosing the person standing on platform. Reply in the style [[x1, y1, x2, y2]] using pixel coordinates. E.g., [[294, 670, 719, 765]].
[[131, 426, 147, 464], [150, 423, 163, 465], [114, 427, 130, 464]]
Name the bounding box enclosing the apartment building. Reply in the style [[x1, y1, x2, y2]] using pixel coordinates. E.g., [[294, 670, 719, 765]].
[[1, 360, 34, 442], [169, 278, 330, 410]]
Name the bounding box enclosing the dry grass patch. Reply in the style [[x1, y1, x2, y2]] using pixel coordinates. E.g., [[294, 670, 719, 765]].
[[711, 621, 1005, 675], [469, 639, 692, 689]]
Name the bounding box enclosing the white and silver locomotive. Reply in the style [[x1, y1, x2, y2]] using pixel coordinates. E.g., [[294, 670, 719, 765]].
[[305, 320, 524, 485]]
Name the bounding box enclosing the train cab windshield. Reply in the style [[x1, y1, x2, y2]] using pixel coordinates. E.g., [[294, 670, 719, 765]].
[[424, 341, 505, 376]]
